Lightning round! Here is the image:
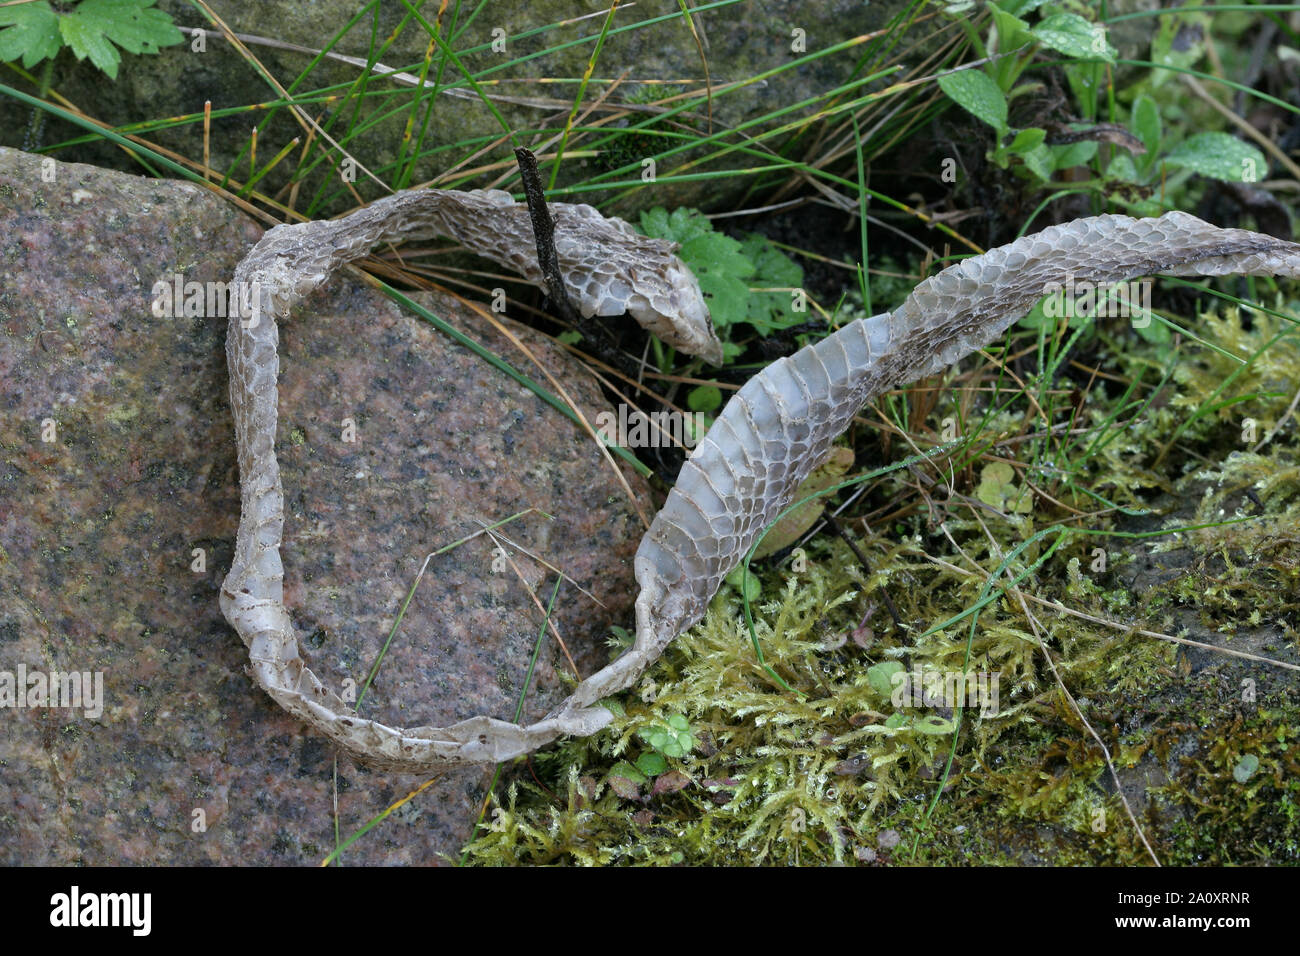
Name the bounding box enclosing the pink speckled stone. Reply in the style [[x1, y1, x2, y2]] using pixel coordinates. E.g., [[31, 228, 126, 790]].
[[0, 146, 648, 864]]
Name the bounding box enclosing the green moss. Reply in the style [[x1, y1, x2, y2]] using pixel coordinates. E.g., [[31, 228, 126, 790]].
[[460, 292, 1300, 867]]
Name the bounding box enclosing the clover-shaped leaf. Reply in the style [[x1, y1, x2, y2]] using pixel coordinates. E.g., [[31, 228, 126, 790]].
[[638, 712, 695, 758]]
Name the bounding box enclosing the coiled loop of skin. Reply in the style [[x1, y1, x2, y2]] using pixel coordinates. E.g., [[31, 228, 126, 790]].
[[222, 196, 1300, 770]]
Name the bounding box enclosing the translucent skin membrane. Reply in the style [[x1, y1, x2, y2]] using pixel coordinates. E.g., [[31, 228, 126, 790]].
[[222, 197, 1300, 770]]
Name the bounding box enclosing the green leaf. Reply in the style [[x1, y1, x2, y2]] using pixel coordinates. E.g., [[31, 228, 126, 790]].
[[724, 564, 761, 602], [913, 715, 958, 735], [1017, 142, 1055, 181], [53, 0, 182, 79], [638, 206, 810, 340], [1050, 139, 1097, 169], [59, 13, 120, 77], [1008, 127, 1046, 152], [996, 0, 1050, 15], [867, 660, 905, 698], [1032, 13, 1115, 62], [635, 751, 668, 777], [69, 0, 182, 55], [739, 232, 805, 335], [1105, 152, 1139, 184], [687, 384, 722, 413], [695, 272, 752, 331], [1150, 8, 1210, 87], [987, 1, 1030, 56], [610, 760, 647, 784], [1165, 133, 1267, 183], [680, 233, 753, 279], [637, 207, 674, 238], [1119, 197, 1167, 221], [1132, 311, 1170, 346], [679, 231, 755, 332], [638, 713, 695, 759], [1130, 94, 1162, 155], [638, 205, 716, 245], [1232, 754, 1259, 784], [1018, 298, 1050, 331], [976, 462, 1032, 514], [937, 68, 1008, 133], [0, 1, 61, 68]]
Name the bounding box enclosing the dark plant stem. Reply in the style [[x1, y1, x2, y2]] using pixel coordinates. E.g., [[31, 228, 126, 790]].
[[22, 58, 55, 152], [512, 145, 633, 376]]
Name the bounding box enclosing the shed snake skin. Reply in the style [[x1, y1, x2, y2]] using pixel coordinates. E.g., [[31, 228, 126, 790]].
[[221, 190, 1300, 771]]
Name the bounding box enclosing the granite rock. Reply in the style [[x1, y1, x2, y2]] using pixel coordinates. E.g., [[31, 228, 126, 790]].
[[0, 146, 649, 864]]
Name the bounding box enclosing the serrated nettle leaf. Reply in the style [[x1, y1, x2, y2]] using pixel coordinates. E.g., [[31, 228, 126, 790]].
[[59, 14, 120, 78], [937, 68, 1008, 133], [681, 232, 753, 277], [1131, 94, 1162, 155], [641, 210, 804, 342], [1032, 13, 1115, 62], [638, 205, 715, 244], [0, 0, 181, 78], [1165, 133, 1267, 183], [698, 273, 751, 329], [639, 206, 708, 243], [0, 1, 61, 68], [738, 233, 804, 334], [70, 0, 183, 55], [741, 232, 802, 287], [638, 207, 673, 237]]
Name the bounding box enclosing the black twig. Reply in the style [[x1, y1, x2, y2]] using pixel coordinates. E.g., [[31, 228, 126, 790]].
[[512, 146, 634, 376], [512, 146, 584, 327]]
